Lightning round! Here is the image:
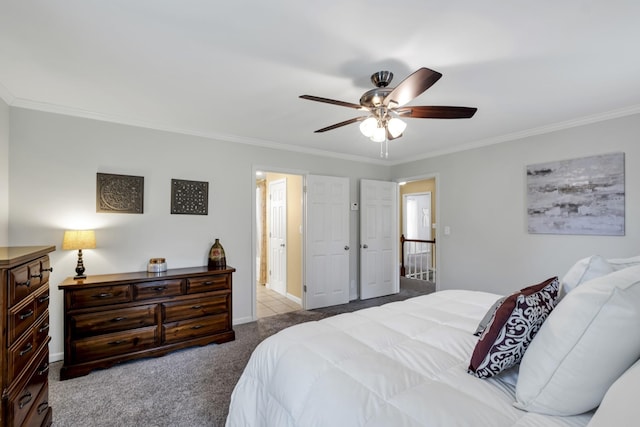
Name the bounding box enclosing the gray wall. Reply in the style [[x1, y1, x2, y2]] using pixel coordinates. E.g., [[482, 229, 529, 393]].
[[0, 98, 8, 245], [8, 108, 389, 361], [8, 105, 640, 363], [392, 113, 640, 294]]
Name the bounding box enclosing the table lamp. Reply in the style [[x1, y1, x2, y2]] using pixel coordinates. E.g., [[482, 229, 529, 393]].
[[62, 230, 96, 279]]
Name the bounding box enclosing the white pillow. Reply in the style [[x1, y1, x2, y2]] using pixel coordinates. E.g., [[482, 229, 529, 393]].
[[514, 265, 640, 416], [587, 358, 640, 427], [559, 255, 613, 298], [607, 255, 640, 271]]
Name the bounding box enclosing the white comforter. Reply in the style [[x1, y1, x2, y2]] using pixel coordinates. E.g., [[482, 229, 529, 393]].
[[226, 290, 594, 427]]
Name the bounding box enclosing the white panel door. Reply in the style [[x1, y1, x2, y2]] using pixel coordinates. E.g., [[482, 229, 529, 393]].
[[305, 175, 350, 309], [360, 179, 398, 299], [268, 178, 286, 296]]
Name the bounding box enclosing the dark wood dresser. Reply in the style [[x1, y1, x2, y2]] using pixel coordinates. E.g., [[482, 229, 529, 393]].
[[1, 245, 55, 427], [58, 265, 235, 380]]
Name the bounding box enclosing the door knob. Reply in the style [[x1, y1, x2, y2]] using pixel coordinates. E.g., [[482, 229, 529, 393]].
[[362, 244, 368, 249], [344, 246, 349, 250], [280, 243, 285, 247]]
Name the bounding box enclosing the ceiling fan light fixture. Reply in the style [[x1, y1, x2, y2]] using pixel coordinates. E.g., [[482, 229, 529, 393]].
[[371, 126, 386, 143], [359, 116, 378, 137], [387, 118, 407, 138]]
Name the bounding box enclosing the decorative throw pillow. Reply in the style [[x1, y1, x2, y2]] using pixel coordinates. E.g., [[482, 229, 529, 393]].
[[468, 277, 559, 379], [514, 265, 640, 416], [559, 255, 613, 299], [473, 296, 506, 336]]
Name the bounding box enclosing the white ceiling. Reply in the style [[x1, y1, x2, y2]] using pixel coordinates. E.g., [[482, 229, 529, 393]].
[[2, 1, 640, 164]]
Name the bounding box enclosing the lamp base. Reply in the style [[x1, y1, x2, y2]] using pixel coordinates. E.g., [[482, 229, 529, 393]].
[[74, 249, 87, 280]]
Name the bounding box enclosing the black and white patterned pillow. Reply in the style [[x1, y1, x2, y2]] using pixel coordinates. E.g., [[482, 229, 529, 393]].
[[468, 277, 560, 379]]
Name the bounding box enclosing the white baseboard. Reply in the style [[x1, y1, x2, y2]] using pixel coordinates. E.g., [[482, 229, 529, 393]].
[[286, 293, 302, 305], [233, 315, 255, 325], [50, 352, 64, 363]]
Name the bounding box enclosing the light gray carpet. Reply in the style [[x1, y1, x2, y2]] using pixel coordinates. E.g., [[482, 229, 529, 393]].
[[49, 279, 434, 426]]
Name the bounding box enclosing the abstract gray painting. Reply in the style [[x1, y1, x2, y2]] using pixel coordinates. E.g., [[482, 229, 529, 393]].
[[527, 152, 624, 235]]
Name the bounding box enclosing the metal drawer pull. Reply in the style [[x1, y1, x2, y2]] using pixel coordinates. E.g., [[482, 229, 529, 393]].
[[31, 272, 43, 279], [19, 309, 34, 320], [42, 267, 53, 273], [152, 286, 167, 292], [93, 292, 113, 299], [17, 280, 31, 287], [37, 402, 49, 415], [18, 391, 32, 409], [112, 317, 127, 322], [203, 281, 213, 285], [38, 363, 49, 376], [191, 305, 203, 310], [191, 325, 203, 330], [38, 295, 50, 303], [108, 340, 127, 346], [39, 323, 50, 333], [19, 343, 33, 356]]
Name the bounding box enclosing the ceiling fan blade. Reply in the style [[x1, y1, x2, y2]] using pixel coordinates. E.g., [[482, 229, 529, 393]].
[[300, 95, 363, 110], [396, 106, 477, 119], [314, 116, 367, 133], [383, 68, 442, 108]]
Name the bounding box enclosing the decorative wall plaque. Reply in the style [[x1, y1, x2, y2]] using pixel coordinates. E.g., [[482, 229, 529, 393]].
[[171, 179, 209, 215], [97, 173, 144, 214]]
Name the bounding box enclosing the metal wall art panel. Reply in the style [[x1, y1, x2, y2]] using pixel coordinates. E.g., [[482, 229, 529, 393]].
[[527, 152, 625, 235], [171, 179, 209, 215], [96, 173, 144, 214]]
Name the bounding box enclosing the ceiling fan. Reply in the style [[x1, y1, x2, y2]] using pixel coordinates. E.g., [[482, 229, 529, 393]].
[[300, 67, 477, 158]]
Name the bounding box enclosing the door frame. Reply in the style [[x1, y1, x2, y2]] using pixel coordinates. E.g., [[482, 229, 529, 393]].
[[252, 165, 308, 320], [396, 173, 440, 290]]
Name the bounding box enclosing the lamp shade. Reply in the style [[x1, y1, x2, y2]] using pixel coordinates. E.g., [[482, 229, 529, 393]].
[[359, 117, 378, 138], [371, 126, 386, 143], [387, 118, 407, 138], [62, 230, 96, 250]]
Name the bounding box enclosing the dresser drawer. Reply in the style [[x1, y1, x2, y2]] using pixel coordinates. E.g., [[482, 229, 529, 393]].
[[163, 314, 229, 344], [187, 275, 230, 294], [9, 347, 49, 427], [34, 285, 50, 319], [163, 294, 230, 323], [69, 285, 132, 309], [72, 326, 158, 362], [35, 312, 51, 345], [71, 305, 157, 337], [7, 326, 49, 384], [133, 279, 183, 301], [8, 299, 38, 345], [23, 384, 50, 427], [8, 256, 50, 308]]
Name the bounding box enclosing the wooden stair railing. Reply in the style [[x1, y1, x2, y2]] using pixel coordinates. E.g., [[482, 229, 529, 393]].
[[400, 234, 436, 279]]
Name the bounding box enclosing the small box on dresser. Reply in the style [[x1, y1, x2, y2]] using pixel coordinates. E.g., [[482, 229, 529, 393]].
[[1, 245, 55, 427], [58, 265, 235, 380]]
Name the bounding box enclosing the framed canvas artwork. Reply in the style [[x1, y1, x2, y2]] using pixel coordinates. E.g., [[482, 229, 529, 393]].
[[526, 152, 624, 235]]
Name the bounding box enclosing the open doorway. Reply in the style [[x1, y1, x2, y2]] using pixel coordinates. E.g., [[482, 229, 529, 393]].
[[399, 177, 437, 286], [255, 171, 303, 318]]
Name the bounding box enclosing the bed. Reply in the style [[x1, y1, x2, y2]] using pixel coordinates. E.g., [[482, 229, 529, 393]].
[[227, 257, 640, 427]]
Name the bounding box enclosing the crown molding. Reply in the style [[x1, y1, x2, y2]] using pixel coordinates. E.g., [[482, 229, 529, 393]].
[[389, 104, 640, 166], [10, 96, 640, 168], [0, 83, 16, 105], [10, 97, 388, 165]]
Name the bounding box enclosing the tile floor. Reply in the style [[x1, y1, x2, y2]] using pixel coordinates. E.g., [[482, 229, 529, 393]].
[[256, 284, 301, 318]]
